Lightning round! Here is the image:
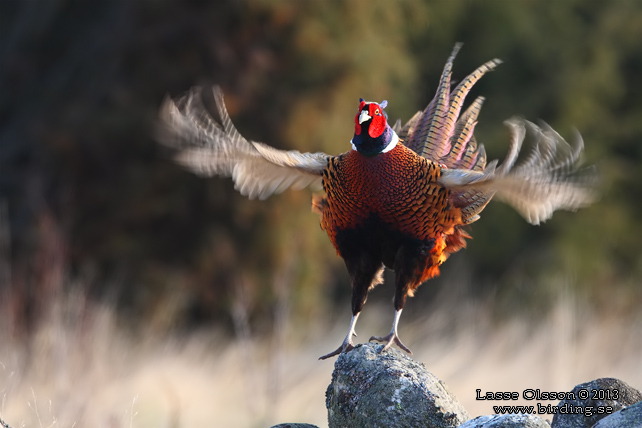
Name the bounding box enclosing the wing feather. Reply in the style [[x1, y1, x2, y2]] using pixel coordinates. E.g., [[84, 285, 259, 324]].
[[439, 117, 598, 225], [157, 87, 330, 200]]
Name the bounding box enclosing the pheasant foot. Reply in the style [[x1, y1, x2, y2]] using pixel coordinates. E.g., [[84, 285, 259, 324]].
[[319, 313, 360, 360], [368, 309, 412, 354], [369, 332, 412, 354], [319, 337, 355, 360]]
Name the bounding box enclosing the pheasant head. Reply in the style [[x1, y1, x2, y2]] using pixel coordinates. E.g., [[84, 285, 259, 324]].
[[351, 98, 399, 156]]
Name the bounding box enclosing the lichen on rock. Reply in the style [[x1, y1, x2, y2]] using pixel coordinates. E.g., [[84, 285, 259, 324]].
[[325, 342, 468, 428], [460, 414, 551, 427], [591, 399, 642, 428], [270, 424, 320, 428], [550, 377, 642, 428]]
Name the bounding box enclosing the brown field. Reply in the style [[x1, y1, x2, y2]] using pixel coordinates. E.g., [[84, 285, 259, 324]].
[[1, 286, 640, 428]]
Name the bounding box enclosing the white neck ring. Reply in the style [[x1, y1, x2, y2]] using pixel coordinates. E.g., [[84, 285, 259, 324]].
[[381, 131, 399, 153]]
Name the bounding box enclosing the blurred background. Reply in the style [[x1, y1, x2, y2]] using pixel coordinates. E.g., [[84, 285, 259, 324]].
[[1, 1, 641, 427]]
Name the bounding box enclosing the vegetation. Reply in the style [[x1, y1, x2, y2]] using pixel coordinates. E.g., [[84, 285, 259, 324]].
[[2, 2, 642, 426], [1, 0, 641, 334]]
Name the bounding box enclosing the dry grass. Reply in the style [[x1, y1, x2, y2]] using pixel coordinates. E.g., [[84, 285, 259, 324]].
[[1, 282, 640, 428]]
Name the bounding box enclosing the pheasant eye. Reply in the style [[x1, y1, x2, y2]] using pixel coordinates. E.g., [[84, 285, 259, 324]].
[[375, 109, 380, 115]]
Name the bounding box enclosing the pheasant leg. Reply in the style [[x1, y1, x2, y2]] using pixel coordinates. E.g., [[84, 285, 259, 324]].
[[319, 313, 360, 360], [369, 309, 412, 354]]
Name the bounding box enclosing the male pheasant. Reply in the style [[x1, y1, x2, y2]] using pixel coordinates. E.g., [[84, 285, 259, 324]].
[[158, 44, 596, 359]]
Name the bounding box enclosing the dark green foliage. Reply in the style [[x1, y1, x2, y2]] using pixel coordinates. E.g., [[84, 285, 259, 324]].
[[1, 0, 640, 330]]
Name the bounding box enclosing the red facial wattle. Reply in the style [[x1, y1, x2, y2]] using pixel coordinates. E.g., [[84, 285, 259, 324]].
[[367, 103, 386, 138], [354, 101, 386, 138]]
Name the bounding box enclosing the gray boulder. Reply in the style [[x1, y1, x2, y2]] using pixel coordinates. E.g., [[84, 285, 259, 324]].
[[550, 377, 642, 428], [270, 424, 320, 428], [459, 414, 551, 427], [591, 399, 642, 427], [325, 342, 469, 428]]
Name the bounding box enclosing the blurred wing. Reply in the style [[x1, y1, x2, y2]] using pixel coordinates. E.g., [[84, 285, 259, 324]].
[[157, 87, 330, 200], [439, 117, 598, 225]]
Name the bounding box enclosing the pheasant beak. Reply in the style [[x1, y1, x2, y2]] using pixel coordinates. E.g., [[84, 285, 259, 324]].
[[358, 110, 372, 124]]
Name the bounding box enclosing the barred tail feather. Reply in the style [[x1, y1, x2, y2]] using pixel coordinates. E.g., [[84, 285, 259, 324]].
[[446, 97, 484, 162], [415, 43, 462, 159], [400, 44, 500, 170], [437, 59, 502, 159]]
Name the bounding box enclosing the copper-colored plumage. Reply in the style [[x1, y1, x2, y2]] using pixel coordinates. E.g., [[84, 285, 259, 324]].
[[319, 145, 462, 283], [157, 44, 597, 359]]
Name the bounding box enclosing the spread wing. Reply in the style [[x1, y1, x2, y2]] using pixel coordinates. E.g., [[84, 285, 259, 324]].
[[157, 86, 330, 200], [438, 117, 598, 225]]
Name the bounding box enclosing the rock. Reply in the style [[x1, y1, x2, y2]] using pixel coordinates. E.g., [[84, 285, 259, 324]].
[[591, 399, 642, 427], [550, 377, 642, 428], [459, 414, 551, 427], [270, 424, 320, 428], [325, 342, 468, 428]]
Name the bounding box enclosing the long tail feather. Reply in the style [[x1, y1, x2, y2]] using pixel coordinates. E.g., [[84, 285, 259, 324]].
[[401, 44, 500, 170]]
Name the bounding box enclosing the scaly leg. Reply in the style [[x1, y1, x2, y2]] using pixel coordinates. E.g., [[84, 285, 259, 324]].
[[319, 312, 360, 360], [319, 250, 383, 360], [370, 241, 431, 354], [369, 309, 412, 354]]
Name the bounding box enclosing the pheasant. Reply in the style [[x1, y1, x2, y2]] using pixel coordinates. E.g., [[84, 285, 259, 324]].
[[158, 44, 596, 359]]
